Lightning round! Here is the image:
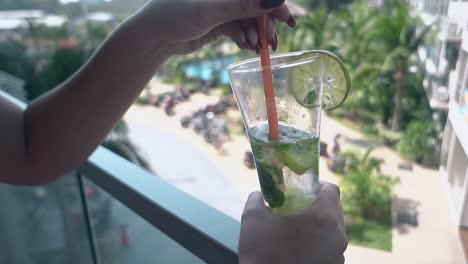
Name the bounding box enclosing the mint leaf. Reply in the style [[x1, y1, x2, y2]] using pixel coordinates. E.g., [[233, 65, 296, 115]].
[[303, 90, 317, 106], [256, 163, 285, 208]]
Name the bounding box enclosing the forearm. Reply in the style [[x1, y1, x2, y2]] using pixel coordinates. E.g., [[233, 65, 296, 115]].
[[20, 14, 170, 185], [1, 0, 289, 185]]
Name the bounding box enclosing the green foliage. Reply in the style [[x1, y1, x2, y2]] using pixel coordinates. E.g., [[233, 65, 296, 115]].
[[111, 119, 129, 137], [287, 0, 432, 132], [86, 22, 110, 48], [161, 56, 185, 84], [33, 47, 89, 99], [378, 128, 401, 147], [327, 107, 385, 140], [0, 22, 109, 100], [338, 148, 395, 250], [0, 42, 37, 98], [398, 120, 438, 166], [102, 138, 152, 171], [103, 120, 153, 172], [346, 215, 392, 251], [340, 148, 397, 226], [277, 6, 336, 52], [400, 71, 432, 129], [372, 0, 431, 131], [295, 0, 353, 10], [25, 21, 70, 43]]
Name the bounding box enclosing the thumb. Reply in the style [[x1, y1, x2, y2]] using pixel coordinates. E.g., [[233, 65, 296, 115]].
[[243, 191, 268, 215], [213, 0, 285, 23]]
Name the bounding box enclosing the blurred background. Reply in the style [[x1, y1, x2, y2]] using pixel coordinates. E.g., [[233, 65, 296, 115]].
[[0, 0, 468, 263]]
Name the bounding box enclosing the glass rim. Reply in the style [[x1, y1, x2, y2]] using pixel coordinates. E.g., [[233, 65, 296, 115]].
[[227, 50, 319, 73]]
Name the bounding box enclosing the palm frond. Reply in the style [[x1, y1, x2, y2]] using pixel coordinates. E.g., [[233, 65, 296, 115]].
[[112, 119, 129, 137], [409, 24, 433, 51], [102, 138, 153, 172], [382, 47, 410, 71], [362, 147, 375, 164]]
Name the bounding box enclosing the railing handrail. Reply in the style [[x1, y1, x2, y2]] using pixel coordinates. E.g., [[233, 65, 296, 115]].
[[0, 88, 27, 108], [81, 148, 240, 263], [0, 89, 240, 263]]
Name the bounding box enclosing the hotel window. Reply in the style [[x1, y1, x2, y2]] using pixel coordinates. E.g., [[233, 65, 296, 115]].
[[460, 62, 468, 124], [440, 121, 454, 169], [446, 42, 461, 70], [455, 51, 467, 102], [448, 137, 468, 208]]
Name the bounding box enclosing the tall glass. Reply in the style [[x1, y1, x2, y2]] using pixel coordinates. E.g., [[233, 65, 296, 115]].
[[228, 51, 323, 215]]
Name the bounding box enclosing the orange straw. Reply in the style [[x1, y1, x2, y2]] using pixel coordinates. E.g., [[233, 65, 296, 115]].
[[257, 15, 280, 141]]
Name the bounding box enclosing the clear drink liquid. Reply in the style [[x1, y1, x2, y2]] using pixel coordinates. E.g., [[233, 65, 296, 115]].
[[249, 123, 320, 215]]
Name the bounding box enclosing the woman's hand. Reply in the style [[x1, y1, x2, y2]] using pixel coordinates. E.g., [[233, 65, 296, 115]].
[[133, 0, 296, 55], [1, 0, 295, 185], [239, 182, 348, 264]]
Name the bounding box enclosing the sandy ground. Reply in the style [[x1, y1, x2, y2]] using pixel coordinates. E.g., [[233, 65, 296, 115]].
[[123, 86, 465, 263]]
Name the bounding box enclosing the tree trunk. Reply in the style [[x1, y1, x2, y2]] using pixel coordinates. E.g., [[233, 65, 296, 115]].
[[382, 104, 391, 127], [392, 60, 406, 132]]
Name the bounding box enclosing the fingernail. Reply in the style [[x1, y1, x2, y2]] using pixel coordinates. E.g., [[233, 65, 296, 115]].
[[260, 0, 285, 9], [287, 15, 296, 28]]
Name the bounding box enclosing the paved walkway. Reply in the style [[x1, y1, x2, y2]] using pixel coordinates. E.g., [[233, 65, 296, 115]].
[[125, 83, 465, 263], [321, 115, 465, 264]]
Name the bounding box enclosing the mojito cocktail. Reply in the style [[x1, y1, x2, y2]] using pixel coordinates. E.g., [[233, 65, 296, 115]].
[[249, 123, 319, 214], [228, 51, 350, 215]]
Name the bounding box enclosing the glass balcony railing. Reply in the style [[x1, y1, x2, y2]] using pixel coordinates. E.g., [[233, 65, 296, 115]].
[[0, 89, 240, 264], [80, 147, 240, 264], [0, 173, 94, 264]]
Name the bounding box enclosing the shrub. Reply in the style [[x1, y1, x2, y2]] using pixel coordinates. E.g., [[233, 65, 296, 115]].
[[340, 148, 397, 225], [379, 128, 401, 148], [365, 126, 379, 137], [398, 120, 438, 166]]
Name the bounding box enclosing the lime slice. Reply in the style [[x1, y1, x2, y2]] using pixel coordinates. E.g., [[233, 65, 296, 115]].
[[290, 50, 351, 110], [272, 139, 319, 175]]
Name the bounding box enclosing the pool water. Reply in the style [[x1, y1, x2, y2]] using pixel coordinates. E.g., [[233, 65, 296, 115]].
[[181, 56, 235, 85]]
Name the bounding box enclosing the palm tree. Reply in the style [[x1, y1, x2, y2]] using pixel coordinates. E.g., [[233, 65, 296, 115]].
[[372, 0, 431, 131], [277, 6, 335, 52], [334, 0, 379, 68], [332, 0, 383, 112]]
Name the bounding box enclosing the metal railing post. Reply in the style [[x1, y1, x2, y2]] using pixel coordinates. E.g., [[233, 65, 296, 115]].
[[76, 171, 101, 264]]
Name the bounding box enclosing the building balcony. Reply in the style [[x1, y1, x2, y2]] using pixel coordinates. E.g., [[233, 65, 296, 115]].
[[439, 19, 462, 42], [423, 78, 450, 111], [422, 58, 451, 111], [448, 101, 468, 158]]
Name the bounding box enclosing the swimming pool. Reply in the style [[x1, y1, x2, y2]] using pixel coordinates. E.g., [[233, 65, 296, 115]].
[[181, 55, 236, 86]]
